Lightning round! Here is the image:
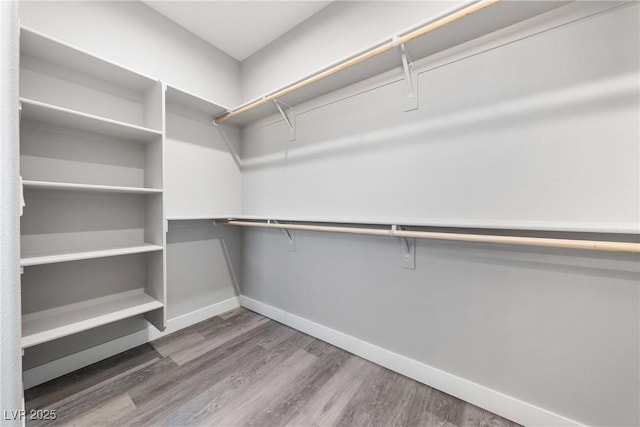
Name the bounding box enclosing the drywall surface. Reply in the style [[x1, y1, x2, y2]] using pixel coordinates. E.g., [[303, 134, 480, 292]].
[[242, 3, 640, 233], [241, 228, 640, 426], [240, 1, 462, 103], [0, 1, 23, 423], [240, 3, 640, 426], [19, 1, 240, 107], [166, 112, 242, 218], [166, 220, 241, 319]]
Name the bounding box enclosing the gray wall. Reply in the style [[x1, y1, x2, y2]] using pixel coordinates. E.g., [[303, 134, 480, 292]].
[[167, 220, 241, 319], [242, 227, 639, 426], [240, 3, 640, 426]]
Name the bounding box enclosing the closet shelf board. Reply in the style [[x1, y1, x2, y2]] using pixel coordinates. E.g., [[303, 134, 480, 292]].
[[167, 213, 243, 221], [20, 26, 157, 92], [20, 243, 164, 267], [166, 85, 228, 117], [22, 289, 163, 348], [22, 180, 163, 194], [20, 98, 162, 143]]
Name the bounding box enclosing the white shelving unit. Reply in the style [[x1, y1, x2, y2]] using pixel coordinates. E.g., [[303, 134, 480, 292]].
[[19, 26, 167, 348]]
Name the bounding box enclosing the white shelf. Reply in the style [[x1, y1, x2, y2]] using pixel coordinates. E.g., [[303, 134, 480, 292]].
[[20, 98, 162, 143], [166, 85, 228, 118], [22, 180, 162, 195], [20, 26, 157, 93], [21, 243, 163, 267], [167, 213, 242, 221], [22, 289, 163, 348]]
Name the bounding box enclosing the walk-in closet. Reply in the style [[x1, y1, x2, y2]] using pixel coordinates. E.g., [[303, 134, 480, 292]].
[[1, 1, 638, 426]]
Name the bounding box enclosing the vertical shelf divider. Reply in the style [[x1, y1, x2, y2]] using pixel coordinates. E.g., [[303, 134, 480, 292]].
[[143, 80, 167, 331]]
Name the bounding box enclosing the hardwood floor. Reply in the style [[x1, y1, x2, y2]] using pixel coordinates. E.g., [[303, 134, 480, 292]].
[[25, 308, 521, 427]]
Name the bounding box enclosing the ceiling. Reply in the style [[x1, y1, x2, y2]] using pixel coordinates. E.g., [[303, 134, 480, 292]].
[[143, 1, 332, 61]]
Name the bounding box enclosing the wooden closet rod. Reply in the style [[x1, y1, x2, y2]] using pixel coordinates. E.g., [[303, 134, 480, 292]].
[[214, 0, 501, 124], [215, 220, 640, 253]]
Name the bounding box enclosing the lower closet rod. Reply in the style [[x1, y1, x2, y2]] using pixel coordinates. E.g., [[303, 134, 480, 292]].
[[215, 220, 640, 253]]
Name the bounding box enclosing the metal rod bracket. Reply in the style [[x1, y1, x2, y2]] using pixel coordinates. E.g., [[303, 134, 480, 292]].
[[212, 122, 242, 170], [395, 41, 418, 111], [273, 220, 295, 251], [273, 99, 296, 141], [392, 225, 415, 269]]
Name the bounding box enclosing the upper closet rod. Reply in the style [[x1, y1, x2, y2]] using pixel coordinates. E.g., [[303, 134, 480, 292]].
[[215, 220, 640, 253], [214, 0, 501, 124]]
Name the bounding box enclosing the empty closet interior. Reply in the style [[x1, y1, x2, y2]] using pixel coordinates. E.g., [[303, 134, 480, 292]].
[[7, 1, 640, 426]]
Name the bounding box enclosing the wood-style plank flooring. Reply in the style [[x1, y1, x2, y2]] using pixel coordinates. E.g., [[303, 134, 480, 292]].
[[25, 308, 521, 427]]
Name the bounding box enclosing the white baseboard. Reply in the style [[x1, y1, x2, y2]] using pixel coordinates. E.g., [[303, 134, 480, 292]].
[[23, 297, 240, 389], [239, 295, 584, 427], [147, 296, 240, 341], [22, 329, 150, 390]]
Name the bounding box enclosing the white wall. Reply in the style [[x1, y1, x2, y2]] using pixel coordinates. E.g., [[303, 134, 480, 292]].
[[165, 112, 242, 218], [239, 2, 640, 426], [0, 0, 23, 423], [241, 2, 639, 233], [240, 1, 462, 103], [19, 1, 241, 107]]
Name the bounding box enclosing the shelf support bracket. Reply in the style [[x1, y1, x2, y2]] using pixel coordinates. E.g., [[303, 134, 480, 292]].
[[270, 220, 295, 251], [394, 37, 418, 112], [272, 99, 296, 141], [392, 225, 415, 269], [212, 120, 242, 170]]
